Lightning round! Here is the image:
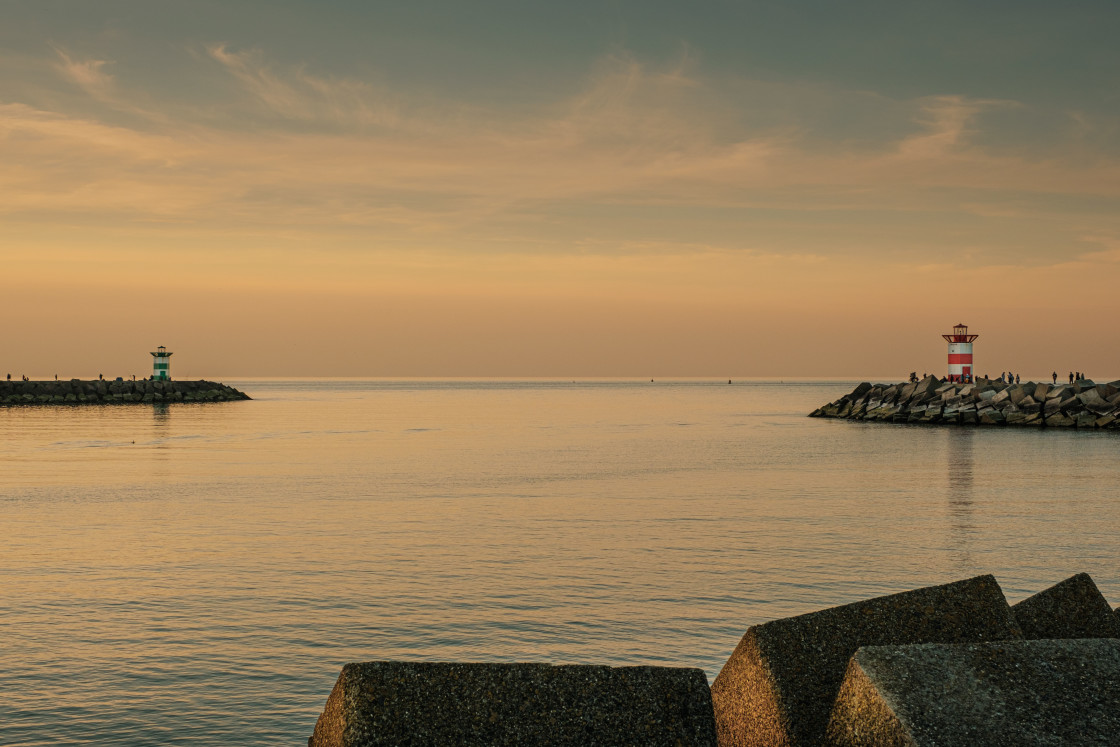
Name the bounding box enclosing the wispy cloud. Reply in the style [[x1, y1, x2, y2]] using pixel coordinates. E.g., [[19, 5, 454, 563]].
[[1, 45, 1118, 275], [52, 48, 115, 99], [206, 44, 400, 127]]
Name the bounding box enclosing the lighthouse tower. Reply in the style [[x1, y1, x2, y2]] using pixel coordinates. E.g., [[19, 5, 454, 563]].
[[150, 346, 173, 381], [942, 323, 978, 383]]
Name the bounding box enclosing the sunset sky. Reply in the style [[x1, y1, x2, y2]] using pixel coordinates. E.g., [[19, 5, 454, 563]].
[[3, 1, 1118, 378]]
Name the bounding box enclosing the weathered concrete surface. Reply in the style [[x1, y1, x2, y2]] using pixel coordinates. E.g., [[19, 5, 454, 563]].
[[709, 575, 1021, 747], [825, 639, 1120, 745], [811, 376, 1120, 429], [308, 662, 718, 747], [0, 379, 250, 405], [1012, 573, 1120, 640]]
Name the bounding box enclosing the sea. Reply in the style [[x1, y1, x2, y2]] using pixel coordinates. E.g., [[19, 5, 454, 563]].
[[1, 379, 1117, 745]]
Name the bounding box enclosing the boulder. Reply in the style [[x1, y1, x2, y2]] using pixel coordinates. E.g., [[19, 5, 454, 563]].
[[1073, 378, 1097, 393], [1011, 573, 1120, 640], [914, 377, 940, 396], [825, 639, 1120, 746], [850, 382, 873, 399], [710, 575, 1020, 747], [307, 662, 717, 747], [978, 409, 1005, 425], [1045, 413, 1075, 427], [1078, 388, 1108, 408]]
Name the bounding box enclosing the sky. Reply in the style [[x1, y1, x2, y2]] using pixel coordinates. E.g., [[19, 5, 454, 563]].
[[2, 1, 1119, 378]]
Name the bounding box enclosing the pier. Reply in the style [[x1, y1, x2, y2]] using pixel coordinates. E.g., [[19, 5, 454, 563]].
[[0, 378, 250, 406], [810, 376, 1120, 428]]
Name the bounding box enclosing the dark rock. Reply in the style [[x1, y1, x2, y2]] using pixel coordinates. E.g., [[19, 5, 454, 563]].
[[914, 377, 940, 396], [1075, 411, 1097, 428], [846, 383, 873, 400], [1046, 413, 1075, 427], [825, 639, 1120, 746], [710, 575, 1020, 747], [308, 662, 717, 747], [1073, 378, 1097, 393], [1011, 573, 1120, 640], [1078, 388, 1108, 408], [978, 408, 1005, 425]]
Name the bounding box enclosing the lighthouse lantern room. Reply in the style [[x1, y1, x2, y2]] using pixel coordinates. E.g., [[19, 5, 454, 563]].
[[942, 323, 978, 383], [151, 346, 173, 381]]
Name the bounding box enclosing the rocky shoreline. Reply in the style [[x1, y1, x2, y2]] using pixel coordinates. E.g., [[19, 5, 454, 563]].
[[810, 376, 1120, 428], [0, 378, 251, 406]]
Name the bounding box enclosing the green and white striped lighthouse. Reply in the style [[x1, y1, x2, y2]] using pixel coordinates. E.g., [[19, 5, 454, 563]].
[[150, 346, 173, 380]]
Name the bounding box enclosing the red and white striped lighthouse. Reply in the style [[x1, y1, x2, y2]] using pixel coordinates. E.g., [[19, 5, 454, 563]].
[[942, 323, 978, 383]]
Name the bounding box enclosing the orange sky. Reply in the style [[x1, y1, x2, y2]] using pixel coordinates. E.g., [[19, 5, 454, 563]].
[[3, 3, 1119, 378]]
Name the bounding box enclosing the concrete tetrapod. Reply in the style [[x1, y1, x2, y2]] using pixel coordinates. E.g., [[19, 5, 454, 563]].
[[825, 639, 1120, 745], [709, 575, 1021, 746], [308, 661, 718, 747], [1011, 572, 1120, 640]]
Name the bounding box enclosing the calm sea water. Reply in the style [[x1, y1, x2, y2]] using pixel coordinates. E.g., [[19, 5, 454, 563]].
[[1, 379, 1117, 745]]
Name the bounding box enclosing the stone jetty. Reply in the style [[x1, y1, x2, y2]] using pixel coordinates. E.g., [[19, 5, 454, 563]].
[[0, 378, 250, 405], [307, 573, 1120, 746], [810, 375, 1120, 428]]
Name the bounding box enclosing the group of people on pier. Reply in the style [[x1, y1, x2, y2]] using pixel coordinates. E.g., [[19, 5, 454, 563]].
[[906, 371, 1093, 386]]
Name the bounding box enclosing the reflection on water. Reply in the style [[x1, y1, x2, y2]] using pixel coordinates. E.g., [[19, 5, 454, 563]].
[[945, 428, 975, 572], [1, 380, 1118, 745]]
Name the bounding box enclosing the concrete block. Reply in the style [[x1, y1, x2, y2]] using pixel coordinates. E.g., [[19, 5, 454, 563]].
[[825, 639, 1120, 746], [1075, 411, 1098, 428], [1074, 378, 1097, 393], [308, 662, 718, 747], [1045, 413, 1075, 427], [710, 575, 1020, 746], [1011, 573, 1120, 640], [1077, 389, 1107, 408]]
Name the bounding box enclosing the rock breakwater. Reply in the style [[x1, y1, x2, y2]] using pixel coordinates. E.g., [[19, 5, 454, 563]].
[[810, 376, 1120, 428], [0, 379, 250, 406]]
